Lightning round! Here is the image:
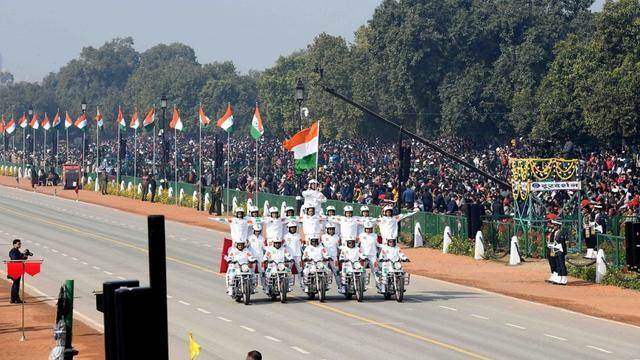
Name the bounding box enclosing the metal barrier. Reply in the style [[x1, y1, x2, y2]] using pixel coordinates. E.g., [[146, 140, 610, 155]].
[[596, 233, 625, 269]]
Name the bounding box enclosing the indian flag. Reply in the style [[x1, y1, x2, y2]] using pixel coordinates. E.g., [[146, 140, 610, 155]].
[[283, 121, 319, 172], [52, 111, 61, 128], [18, 114, 27, 128], [5, 117, 16, 135], [95, 107, 103, 127], [0, 116, 4, 134], [169, 106, 183, 131], [29, 113, 40, 129], [130, 110, 140, 130], [117, 108, 126, 131], [216, 104, 233, 132], [75, 113, 88, 130], [42, 113, 51, 130], [250, 105, 263, 140], [199, 106, 211, 126], [65, 112, 73, 129], [142, 107, 156, 131]]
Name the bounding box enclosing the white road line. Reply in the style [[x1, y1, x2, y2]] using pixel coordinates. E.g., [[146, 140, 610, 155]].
[[103, 271, 113, 275], [178, 300, 191, 306], [291, 346, 309, 355], [264, 336, 282, 343], [439, 305, 458, 311], [51, 249, 58, 253], [61, 253, 68, 257], [544, 334, 567, 341], [505, 323, 526, 330], [203, 244, 211, 247], [586, 346, 612, 354], [43, 246, 49, 249], [117, 276, 126, 280], [81, 262, 88, 265], [216, 316, 232, 322], [239, 326, 255, 332], [166, 295, 173, 299], [92, 266, 101, 270], [71, 257, 78, 261], [197, 308, 211, 314], [470, 314, 489, 320], [35, 242, 40, 245]]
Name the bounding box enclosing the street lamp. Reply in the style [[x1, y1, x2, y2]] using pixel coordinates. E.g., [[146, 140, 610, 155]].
[[80, 99, 87, 183], [81, 99, 87, 113], [295, 78, 305, 131], [27, 106, 34, 166], [160, 95, 168, 182]]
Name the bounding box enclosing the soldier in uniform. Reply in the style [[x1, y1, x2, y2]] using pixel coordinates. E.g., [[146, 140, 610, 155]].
[[547, 219, 568, 285], [149, 174, 157, 203], [582, 205, 597, 259]]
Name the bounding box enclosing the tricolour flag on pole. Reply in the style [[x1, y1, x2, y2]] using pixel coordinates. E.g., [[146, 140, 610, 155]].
[[130, 110, 140, 129], [250, 105, 263, 140], [216, 104, 233, 132], [6, 117, 16, 135], [65, 112, 73, 129], [199, 106, 211, 126], [18, 114, 27, 128], [29, 113, 40, 129], [117, 108, 126, 131], [0, 115, 5, 134], [95, 107, 103, 127], [142, 107, 156, 131], [75, 113, 88, 130], [42, 113, 51, 130], [52, 111, 61, 128], [169, 106, 183, 131], [283, 121, 319, 172], [189, 333, 201, 360]]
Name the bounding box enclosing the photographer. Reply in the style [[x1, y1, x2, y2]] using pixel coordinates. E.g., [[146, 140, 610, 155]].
[[9, 239, 32, 303]]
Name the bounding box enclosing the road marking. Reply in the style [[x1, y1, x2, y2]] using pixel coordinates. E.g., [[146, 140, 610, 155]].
[[470, 314, 489, 320], [51, 249, 58, 253], [350, 322, 404, 326], [239, 325, 255, 332], [81, 262, 88, 265], [505, 323, 526, 330], [43, 245, 49, 249], [544, 334, 567, 341], [71, 257, 78, 261], [264, 336, 282, 342], [166, 295, 173, 299], [178, 300, 191, 306], [203, 244, 211, 247], [586, 345, 612, 354], [92, 266, 101, 270], [439, 305, 458, 311], [35, 242, 40, 245], [197, 308, 211, 314], [291, 346, 309, 355], [216, 316, 232, 322], [103, 271, 113, 275], [117, 276, 126, 280], [61, 253, 68, 257]]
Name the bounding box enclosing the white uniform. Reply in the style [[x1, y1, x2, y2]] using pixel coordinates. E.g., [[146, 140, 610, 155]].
[[212, 217, 254, 244], [358, 232, 380, 268], [376, 211, 418, 240], [284, 232, 304, 285], [339, 245, 365, 263], [321, 233, 341, 284], [262, 246, 292, 273], [247, 234, 265, 272], [302, 189, 326, 214], [225, 248, 255, 294], [300, 214, 326, 243], [378, 244, 408, 262], [330, 216, 360, 242], [262, 217, 287, 242], [302, 244, 328, 262], [357, 216, 375, 236]]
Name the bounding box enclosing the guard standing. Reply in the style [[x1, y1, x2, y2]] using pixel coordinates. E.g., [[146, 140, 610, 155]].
[[8, 239, 29, 303], [210, 181, 222, 215], [141, 174, 149, 201], [149, 174, 157, 203]]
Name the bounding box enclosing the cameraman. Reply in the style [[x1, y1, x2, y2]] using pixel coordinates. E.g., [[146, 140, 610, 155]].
[[9, 239, 32, 303]]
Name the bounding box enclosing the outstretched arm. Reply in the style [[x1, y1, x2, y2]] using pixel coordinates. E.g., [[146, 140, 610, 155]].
[[210, 217, 231, 224], [395, 210, 419, 221]]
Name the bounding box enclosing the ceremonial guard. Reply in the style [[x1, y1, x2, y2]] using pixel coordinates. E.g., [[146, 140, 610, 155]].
[[547, 219, 568, 285]]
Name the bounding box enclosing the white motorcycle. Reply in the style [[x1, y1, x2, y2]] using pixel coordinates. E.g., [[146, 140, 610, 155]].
[[340, 259, 369, 302], [227, 260, 258, 305], [376, 259, 410, 302], [302, 259, 332, 302], [264, 260, 294, 303]]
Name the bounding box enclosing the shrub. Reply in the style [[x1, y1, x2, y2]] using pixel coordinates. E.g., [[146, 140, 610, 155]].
[[448, 236, 474, 256]]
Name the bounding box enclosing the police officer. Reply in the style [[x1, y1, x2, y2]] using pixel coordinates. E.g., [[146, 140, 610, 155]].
[[149, 174, 157, 203], [9, 239, 30, 303]]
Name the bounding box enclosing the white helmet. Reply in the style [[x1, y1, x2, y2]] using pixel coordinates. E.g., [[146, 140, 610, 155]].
[[235, 239, 246, 245], [360, 205, 369, 213], [326, 222, 336, 229], [383, 205, 394, 213], [364, 221, 374, 229], [287, 221, 298, 228], [249, 205, 259, 213], [235, 207, 245, 214], [326, 205, 336, 212], [286, 206, 295, 212], [343, 205, 353, 213], [252, 223, 262, 231], [309, 179, 319, 185], [269, 206, 279, 214]]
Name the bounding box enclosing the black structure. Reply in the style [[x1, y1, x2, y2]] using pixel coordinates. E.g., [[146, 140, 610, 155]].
[[625, 222, 640, 272], [466, 203, 484, 239]]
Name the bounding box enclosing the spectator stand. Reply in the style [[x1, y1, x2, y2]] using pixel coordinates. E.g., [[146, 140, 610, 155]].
[[511, 158, 581, 257]]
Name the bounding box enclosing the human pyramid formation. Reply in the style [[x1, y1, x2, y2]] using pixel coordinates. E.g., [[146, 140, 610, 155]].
[[211, 179, 418, 296]]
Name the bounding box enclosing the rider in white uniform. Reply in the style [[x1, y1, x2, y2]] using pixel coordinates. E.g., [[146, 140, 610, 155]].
[[300, 206, 327, 245], [325, 206, 340, 237], [210, 207, 255, 245], [302, 179, 326, 215], [262, 238, 293, 291], [339, 239, 366, 294], [358, 221, 380, 271], [378, 238, 409, 262], [284, 221, 304, 287], [321, 222, 341, 285], [262, 206, 287, 244], [357, 205, 374, 236], [247, 224, 265, 279], [330, 205, 360, 246], [225, 240, 256, 295], [375, 205, 418, 242]]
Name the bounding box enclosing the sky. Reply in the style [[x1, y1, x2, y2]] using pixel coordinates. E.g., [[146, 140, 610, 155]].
[[0, 0, 604, 82], [0, 0, 381, 81]]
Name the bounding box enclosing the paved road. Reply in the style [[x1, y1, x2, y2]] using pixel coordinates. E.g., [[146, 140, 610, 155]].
[[0, 186, 639, 359]]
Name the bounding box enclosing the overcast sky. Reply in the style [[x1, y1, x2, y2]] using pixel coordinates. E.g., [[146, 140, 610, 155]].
[[0, 0, 604, 82]]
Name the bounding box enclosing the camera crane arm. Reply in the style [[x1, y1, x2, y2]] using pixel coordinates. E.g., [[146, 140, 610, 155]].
[[314, 72, 511, 190]]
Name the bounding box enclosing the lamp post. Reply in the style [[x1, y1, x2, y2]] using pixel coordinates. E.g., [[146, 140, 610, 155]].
[[81, 99, 87, 183], [27, 106, 33, 169], [295, 78, 304, 131], [160, 95, 168, 183]]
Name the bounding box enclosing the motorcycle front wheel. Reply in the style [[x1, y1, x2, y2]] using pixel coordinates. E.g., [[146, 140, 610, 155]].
[[395, 274, 404, 302], [279, 277, 288, 303], [355, 274, 364, 302], [319, 275, 327, 302], [243, 277, 251, 305]]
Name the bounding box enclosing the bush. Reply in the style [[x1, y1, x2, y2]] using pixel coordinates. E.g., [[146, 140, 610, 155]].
[[448, 236, 474, 256], [568, 264, 640, 291]]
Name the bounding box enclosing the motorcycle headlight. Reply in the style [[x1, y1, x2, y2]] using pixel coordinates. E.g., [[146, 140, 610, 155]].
[[354, 263, 362, 270], [277, 263, 286, 271], [241, 264, 250, 272], [316, 262, 324, 269], [393, 262, 402, 270]]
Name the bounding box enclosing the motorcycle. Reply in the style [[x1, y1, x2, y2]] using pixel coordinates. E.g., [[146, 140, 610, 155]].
[[227, 260, 258, 305], [264, 260, 294, 303], [340, 259, 369, 302], [302, 259, 332, 302], [375, 259, 410, 302]]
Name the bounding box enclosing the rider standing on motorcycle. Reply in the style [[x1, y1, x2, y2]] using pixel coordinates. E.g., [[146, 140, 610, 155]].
[[225, 240, 256, 295], [358, 221, 380, 273], [357, 205, 374, 237], [376, 205, 419, 243], [247, 224, 266, 279], [321, 223, 341, 285], [302, 179, 327, 215], [325, 206, 340, 237], [284, 221, 304, 288], [210, 207, 255, 245], [329, 205, 361, 246], [300, 205, 327, 245], [262, 207, 288, 245]]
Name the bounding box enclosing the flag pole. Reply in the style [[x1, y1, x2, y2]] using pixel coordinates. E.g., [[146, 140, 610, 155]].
[[226, 130, 230, 214], [82, 131, 85, 184], [175, 126, 178, 205], [315, 120, 320, 180], [66, 125, 69, 164], [255, 137, 258, 207], [117, 106, 121, 185], [21, 116, 25, 176], [96, 106, 100, 190], [133, 124, 137, 197], [198, 105, 202, 198], [43, 113, 47, 168], [152, 109, 157, 176]]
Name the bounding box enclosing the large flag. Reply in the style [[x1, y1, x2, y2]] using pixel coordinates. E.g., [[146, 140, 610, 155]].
[[117, 108, 126, 131], [189, 333, 201, 360], [75, 113, 88, 130], [169, 106, 183, 131], [29, 113, 40, 129], [130, 110, 140, 129], [95, 107, 104, 128], [198, 106, 211, 126], [42, 113, 51, 130], [52, 111, 61, 128], [18, 114, 27, 128], [6, 117, 16, 135], [250, 105, 263, 140], [215, 104, 233, 132], [283, 121, 319, 172], [142, 107, 156, 131], [64, 111, 73, 129], [0, 115, 5, 134]]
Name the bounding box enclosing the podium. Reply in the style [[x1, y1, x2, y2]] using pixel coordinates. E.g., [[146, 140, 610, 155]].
[[4, 260, 43, 341]]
